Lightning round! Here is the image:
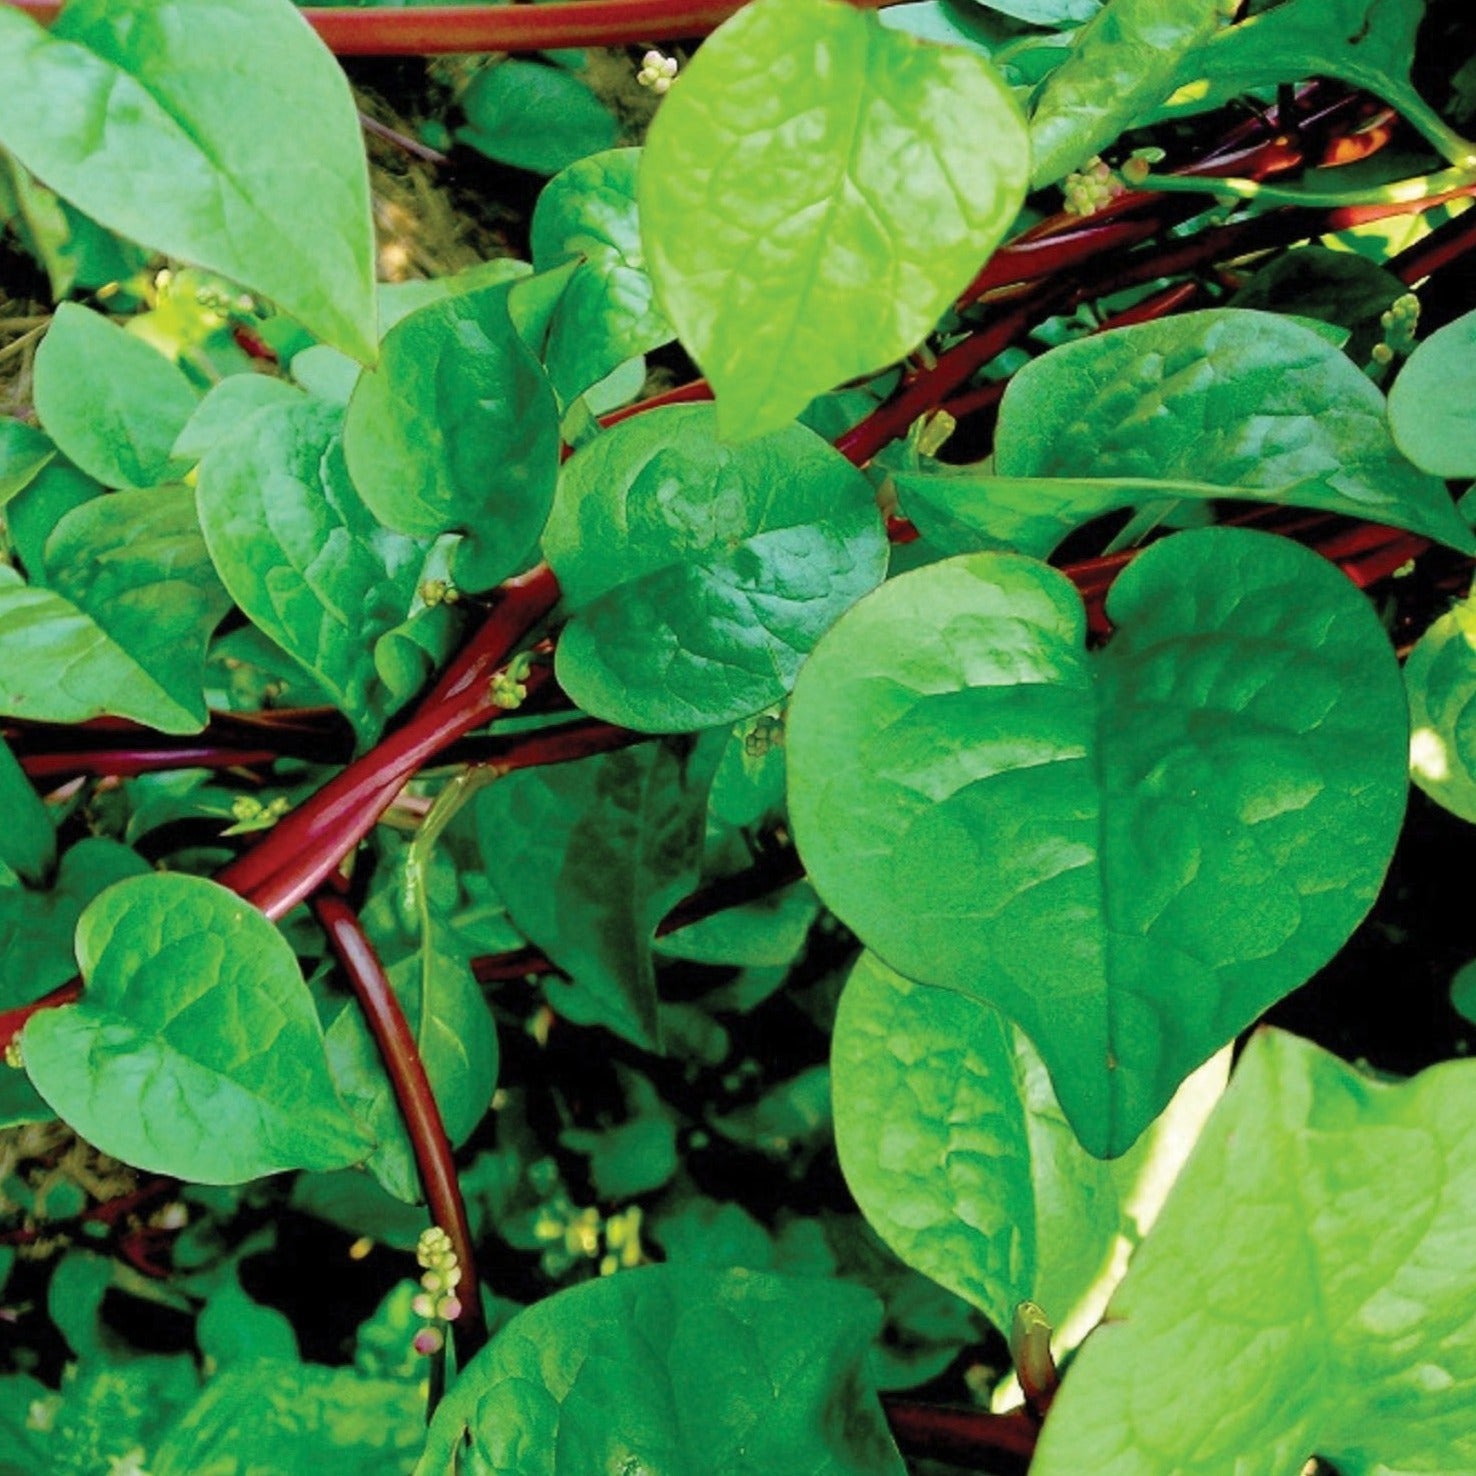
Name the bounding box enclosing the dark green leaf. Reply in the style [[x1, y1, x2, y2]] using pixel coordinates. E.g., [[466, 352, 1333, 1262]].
[[641, 0, 1029, 439], [342, 281, 561, 592], [197, 1277, 299, 1368], [23, 872, 371, 1182], [1028, 0, 1224, 187], [4, 460, 102, 578], [457, 58, 618, 177], [1034, 1030, 1476, 1476], [545, 405, 888, 731], [1389, 306, 1476, 479], [1405, 595, 1476, 823], [0, 736, 53, 886], [788, 529, 1407, 1156], [476, 737, 721, 1048], [530, 148, 674, 404], [416, 1266, 905, 1476], [0, 0, 377, 359], [196, 398, 436, 743], [900, 309, 1474, 558], [833, 951, 1224, 1339]]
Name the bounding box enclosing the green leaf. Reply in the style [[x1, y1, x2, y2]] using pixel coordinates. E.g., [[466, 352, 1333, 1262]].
[[787, 528, 1408, 1156], [0, 737, 53, 887], [43, 1356, 200, 1476], [0, 482, 232, 734], [197, 1277, 299, 1368], [545, 405, 888, 732], [342, 281, 561, 592], [1027, 0, 1224, 187], [23, 872, 370, 1182], [172, 374, 305, 464], [5, 460, 102, 578], [969, 0, 1100, 24], [416, 1266, 905, 1476], [1390, 306, 1476, 479], [326, 855, 500, 1203], [560, 1067, 680, 1199], [899, 309, 1474, 559], [1162, 0, 1476, 170], [1405, 595, 1476, 824], [0, 419, 54, 508], [529, 148, 674, 405], [457, 58, 619, 177], [641, 0, 1029, 439], [32, 305, 200, 491], [0, 0, 376, 360], [196, 398, 436, 744], [476, 737, 721, 1049], [153, 1361, 423, 1476], [1033, 1029, 1476, 1476], [833, 951, 1225, 1342]]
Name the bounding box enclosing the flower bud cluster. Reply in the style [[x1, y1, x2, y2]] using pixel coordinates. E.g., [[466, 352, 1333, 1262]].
[[637, 50, 679, 95], [411, 1225, 463, 1357], [1371, 292, 1421, 366], [1062, 158, 1126, 218]]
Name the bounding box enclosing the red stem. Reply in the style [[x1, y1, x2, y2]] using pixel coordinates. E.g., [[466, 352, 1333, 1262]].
[[311, 887, 486, 1356], [19, 745, 280, 782], [4, 0, 904, 53], [881, 1399, 1038, 1469]]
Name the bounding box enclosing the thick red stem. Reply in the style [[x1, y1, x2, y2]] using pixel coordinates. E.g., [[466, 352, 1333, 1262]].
[[881, 1399, 1038, 1469], [311, 888, 486, 1356], [20, 745, 280, 782]]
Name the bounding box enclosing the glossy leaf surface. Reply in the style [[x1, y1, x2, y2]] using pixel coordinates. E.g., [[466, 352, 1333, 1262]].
[[0, 0, 376, 360], [343, 281, 561, 592], [530, 148, 674, 405], [641, 0, 1029, 439], [23, 873, 369, 1182], [1034, 1030, 1476, 1476], [416, 1266, 904, 1476], [1390, 307, 1476, 479], [32, 304, 199, 491], [546, 405, 888, 731], [788, 529, 1407, 1155], [1406, 596, 1476, 824]]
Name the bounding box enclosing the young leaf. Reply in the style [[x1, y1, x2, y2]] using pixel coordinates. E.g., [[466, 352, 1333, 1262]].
[[456, 58, 619, 177], [529, 148, 674, 405], [545, 405, 888, 732], [475, 737, 722, 1049], [1034, 1029, 1476, 1476], [342, 281, 561, 592], [416, 1266, 905, 1476], [641, 0, 1029, 440], [22, 872, 370, 1183], [0, 0, 377, 360], [1027, 0, 1224, 187], [1405, 595, 1476, 823], [196, 398, 436, 744], [899, 309, 1475, 558], [152, 1361, 423, 1476], [832, 952, 1225, 1341], [787, 528, 1408, 1156], [32, 305, 200, 491], [1389, 306, 1476, 479], [0, 483, 232, 735]]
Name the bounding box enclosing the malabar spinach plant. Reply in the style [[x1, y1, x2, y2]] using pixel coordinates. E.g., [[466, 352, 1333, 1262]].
[[2, 0, 1476, 1471]]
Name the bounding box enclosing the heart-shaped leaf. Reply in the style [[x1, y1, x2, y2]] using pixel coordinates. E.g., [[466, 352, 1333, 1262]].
[[788, 528, 1408, 1155], [0, 0, 376, 360], [1034, 1029, 1476, 1476], [22, 872, 370, 1182], [545, 404, 888, 732], [641, 0, 1029, 439]]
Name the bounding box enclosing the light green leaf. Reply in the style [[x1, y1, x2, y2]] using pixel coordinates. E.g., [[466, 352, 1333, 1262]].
[[900, 309, 1474, 558], [342, 281, 561, 592], [787, 529, 1408, 1156], [1405, 595, 1476, 823], [33, 304, 200, 490], [530, 148, 674, 405], [1027, 0, 1224, 187], [23, 873, 370, 1182], [476, 737, 721, 1049], [545, 405, 888, 732], [641, 0, 1029, 440], [0, 482, 231, 733], [196, 398, 435, 744], [0, 0, 376, 360], [970, 0, 1100, 24], [1034, 1029, 1476, 1476], [833, 951, 1225, 1343], [153, 1361, 423, 1476], [415, 1266, 905, 1476], [1390, 307, 1476, 479], [457, 58, 618, 177], [0, 419, 54, 508], [5, 460, 102, 578], [172, 374, 305, 464], [0, 737, 53, 887]]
